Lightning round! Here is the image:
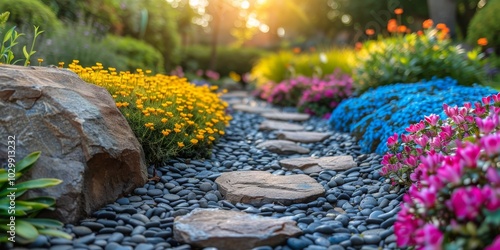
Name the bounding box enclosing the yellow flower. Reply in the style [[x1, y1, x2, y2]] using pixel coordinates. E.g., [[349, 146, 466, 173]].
[[196, 134, 204, 140], [161, 118, 168, 123], [161, 129, 170, 136], [177, 142, 185, 148], [174, 128, 181, 133], [190, 138, 198, 144], [219, 130, 225, 135], [208, 136, 215, 141]]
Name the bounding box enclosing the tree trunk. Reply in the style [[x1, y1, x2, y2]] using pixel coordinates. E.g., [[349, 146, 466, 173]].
[[427, 0, 458, 38]]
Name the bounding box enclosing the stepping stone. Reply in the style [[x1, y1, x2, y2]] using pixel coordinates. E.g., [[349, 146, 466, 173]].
[[259, 120, 304, 131], [215, 171, 324, 206], [256, 140, 310, 154], [173, 208, 301, 250], [261, 112, 310, 121], [221, 91, 250, 99], [279, 156, 357, 174], [225, 99, 244, 105], [233, 104, 278, 114], [277, 131, 330, 143]]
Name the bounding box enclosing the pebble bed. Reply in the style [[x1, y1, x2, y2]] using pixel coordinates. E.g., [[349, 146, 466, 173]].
[[16, 100, 402, 250]]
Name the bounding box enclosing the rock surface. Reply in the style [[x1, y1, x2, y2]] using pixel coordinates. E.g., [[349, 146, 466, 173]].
[[0, 65, 147, 223], [173, 208, 301, 250], [277, 131, 330, 143], [215, 171, 325, 206], [261, 112, 310, 121], [232, 104, 278, 114], [259, 120, 304, 131], [279, 156, 357, 174], [256, 140, 310, 154]]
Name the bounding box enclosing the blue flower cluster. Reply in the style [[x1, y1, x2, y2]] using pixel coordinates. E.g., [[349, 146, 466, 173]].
[[329, 77, 498, 154]]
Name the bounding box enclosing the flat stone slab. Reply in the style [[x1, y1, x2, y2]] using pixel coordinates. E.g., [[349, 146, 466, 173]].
[[173, 209, 301, 250], [233, 104, 278, 114], [215, 171, 324, 206], [279, 156, 357, 174], [261, 112, 310, 121], [221, 91, 250, 99], [256, 140, 310, 154], [259, 120, 304, 131], [277, 131, 330, 143]]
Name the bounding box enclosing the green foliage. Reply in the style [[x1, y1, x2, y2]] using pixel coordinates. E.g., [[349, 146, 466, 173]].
[[0, 152, 71, 245], [354, 31, 486, 93], [180, 45, 267, 78], [0, 12, 44, 65], [250, 48, 355, 87], [0, 0, 61, 32], [467, 0, 500, 50], [102, 35, 165, 74], [117, 0, 181, 70], [30, 24, 127, 69]]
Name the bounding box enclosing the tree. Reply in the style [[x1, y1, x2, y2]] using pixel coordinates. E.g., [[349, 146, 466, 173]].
[[427, 0, 457, 38]]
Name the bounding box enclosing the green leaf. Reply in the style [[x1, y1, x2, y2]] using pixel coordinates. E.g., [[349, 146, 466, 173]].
[[22, 218, 63, 229], [16, 220, 39, 242], [2, 27, 14, 43], [16, 151, 41, 173], [22, 45, 28, 59], [0, 11, 9, 26], [38, 229, 72, 239], [17, 200, 51, 212], [0, 178, 61, 197]]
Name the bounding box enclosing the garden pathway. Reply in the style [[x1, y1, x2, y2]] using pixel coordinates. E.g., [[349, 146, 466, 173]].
[[21, 90, 403, 250]]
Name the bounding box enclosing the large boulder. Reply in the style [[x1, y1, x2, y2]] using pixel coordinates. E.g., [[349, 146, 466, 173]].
[[0, 65, 147, 223]]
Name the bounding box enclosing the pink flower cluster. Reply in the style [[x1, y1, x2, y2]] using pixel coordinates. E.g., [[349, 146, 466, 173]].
[[257, 72, 353, 117], [382, 93, 500, 249]]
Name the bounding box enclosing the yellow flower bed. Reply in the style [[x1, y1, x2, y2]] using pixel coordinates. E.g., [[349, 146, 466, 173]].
[[68, 60, 231, 165]]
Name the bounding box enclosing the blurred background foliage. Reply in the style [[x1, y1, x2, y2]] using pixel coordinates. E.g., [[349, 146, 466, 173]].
[[0, 0, 496, 78]]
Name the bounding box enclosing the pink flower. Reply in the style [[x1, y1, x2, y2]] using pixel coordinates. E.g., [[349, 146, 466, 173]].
[[414, 223, 443, 250], [387, 133, 399, 147], [474, 102, 486, 116], [415, 135, 429, 148], [443, 104, 459, 117], [410, 185, 437, 208], [486, 236, 500, 250], [406, 121, 425, 133], [455, 143, 480, 168], [486, 167, 500, 184], [493, 93, 500, 103], [424, 114, 440, 126], [481, 133, 500, 156], [395, 206, 421, 247], [437, 160, 462, 184], [401, 134, 413, 143], [450, 187, 484, 220], [430, 137, 442, 148], [475, 115, 498, 134], [482, 185, 500, 211], [483, 96, 492, 105]]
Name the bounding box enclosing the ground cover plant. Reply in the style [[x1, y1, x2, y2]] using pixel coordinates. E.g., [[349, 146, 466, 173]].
[[256, 72, 353, 117], [329, 77, 497, 154], [68, 61, 232, 165], [379, 94, 500, 249], [354, 13, 485, 93], [0, 152, 71, 245]]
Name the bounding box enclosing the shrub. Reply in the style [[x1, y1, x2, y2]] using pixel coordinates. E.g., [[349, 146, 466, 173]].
[[385, 95, 500, 249], [0, 152, 71, 246], [329, 78, 497, 153], [354, 19, 485, 93], [30, 24, 128, 69], [250, 48, 355, 87], [256, 72, 353, 117], [102, 35, 165, 74], [0, 0, 61, 32], [117, 0, 181, 70], [68, 61, 232, 165], [467, 0, 500, 53], [180, 45, 267, 79]]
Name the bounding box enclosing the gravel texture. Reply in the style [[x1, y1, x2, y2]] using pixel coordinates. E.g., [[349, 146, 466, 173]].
[[15, 100, 403, 250]]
